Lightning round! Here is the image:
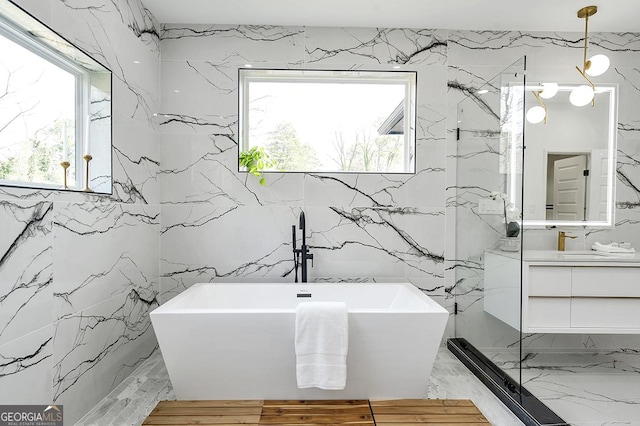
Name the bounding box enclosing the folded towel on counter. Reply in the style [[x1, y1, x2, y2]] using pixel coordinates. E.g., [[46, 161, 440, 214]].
[[592, 242, 636, 254], [295, 302, 348, 390]]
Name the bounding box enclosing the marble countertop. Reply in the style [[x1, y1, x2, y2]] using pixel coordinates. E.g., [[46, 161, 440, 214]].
[[487, 249, 640, 264]]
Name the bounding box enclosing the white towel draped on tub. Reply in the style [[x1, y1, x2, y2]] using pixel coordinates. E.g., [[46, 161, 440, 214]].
[[295, 302, 348, 390]]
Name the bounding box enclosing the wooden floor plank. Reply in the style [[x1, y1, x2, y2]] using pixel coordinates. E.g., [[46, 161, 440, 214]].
[[259, 414, 374, 424], [151, 407, 263, 416], [261, 407, 372, 416], [144, 424, 260, 426], [143, 416, 261, 425], [374, 414, 490, 423], [154, 401, 264, 408], [370, 399, 476, 407], [380, 424, 490, 426], [262, 400, 369, 406], [143, 399, 491, 425], [371, 406, 482, 415], [258, 424, 372, 426]]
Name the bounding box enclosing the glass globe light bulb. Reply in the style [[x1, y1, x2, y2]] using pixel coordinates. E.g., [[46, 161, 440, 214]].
[[585, 54, 610, 77], [526, 106, 546, 124], [570, 85, 594, 107], [539, 83, 559, 99]]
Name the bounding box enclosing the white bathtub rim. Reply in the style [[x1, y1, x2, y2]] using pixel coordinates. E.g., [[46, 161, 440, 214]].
[[151, 282, 447, 315]]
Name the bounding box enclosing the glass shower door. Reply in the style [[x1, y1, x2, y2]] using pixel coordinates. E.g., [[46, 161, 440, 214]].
[[450, 57, 526, 401]]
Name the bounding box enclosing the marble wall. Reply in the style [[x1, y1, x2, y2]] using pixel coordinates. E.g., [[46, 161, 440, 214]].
[[158, 27, 452, 328], [0, 0, 161, 424]]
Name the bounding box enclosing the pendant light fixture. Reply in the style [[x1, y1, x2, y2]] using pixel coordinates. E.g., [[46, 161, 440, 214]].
[[526, 83, 558, 125], [571, 5, 609, 107], [526, 89, 547, 124]]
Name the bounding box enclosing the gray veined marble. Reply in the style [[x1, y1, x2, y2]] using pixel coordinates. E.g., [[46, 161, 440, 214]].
[[490, 350, 640, 425], [0, 201, 53, 346]]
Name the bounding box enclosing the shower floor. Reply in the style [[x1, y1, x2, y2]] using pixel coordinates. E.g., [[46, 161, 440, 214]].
[[490, 350, 640, 425]]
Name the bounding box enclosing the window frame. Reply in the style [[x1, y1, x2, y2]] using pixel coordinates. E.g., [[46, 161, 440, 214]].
[[238, 68, 417, 174], [0, 13, 90, 190]]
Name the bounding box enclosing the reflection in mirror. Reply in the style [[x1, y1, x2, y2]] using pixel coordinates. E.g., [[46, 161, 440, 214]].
[[239, 69, 416, 174], [519, 84, 617, 227], [0, 0, 112, 193]]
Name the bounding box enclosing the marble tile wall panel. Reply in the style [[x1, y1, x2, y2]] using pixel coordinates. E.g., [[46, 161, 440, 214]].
[[305, 206, 444, 280], [160, 134, 304, 206], [51, 0, 160, 125], [160, 205, 299, 302], [0, 201, 53, 346], [161, 24, 305, 62], [0, 325, 53, 404], [303, 27, 448, 66], [111, 118, 161, 205], [448, 31, 640, 68], [159, 60, 238, 134], [52, 289, 158, 424], [53, 203, 159, 320]]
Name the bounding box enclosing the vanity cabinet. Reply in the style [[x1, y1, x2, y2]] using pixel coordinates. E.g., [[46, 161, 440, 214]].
[[484, 251, 640, 334]]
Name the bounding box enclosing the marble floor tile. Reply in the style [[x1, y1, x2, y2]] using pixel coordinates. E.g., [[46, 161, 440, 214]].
[[493, 351, 640, 426], [76, 347, 522, 426]]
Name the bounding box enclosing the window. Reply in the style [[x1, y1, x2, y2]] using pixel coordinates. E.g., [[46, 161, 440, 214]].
[[0, 1, 112, 193], [239, 69, 416, 173]]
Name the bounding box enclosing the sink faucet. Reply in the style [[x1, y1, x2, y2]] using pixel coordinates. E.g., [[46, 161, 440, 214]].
[[557, 231, 577, 251], [292, 211, 313, 282]]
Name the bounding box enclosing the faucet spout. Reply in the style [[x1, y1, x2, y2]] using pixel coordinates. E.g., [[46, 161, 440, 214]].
[[557, 231, 578, 251], [299, 211, 306, 243]]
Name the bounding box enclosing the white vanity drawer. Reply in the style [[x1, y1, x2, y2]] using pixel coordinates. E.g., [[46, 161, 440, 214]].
[[528, 298, 571, 328], [571, 298, 640, 329], [572, 267, 640, 297], [528, 266, 572, 296]]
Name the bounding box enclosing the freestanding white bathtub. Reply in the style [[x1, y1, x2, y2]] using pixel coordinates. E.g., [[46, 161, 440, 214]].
[[150, 282, 448, 400]]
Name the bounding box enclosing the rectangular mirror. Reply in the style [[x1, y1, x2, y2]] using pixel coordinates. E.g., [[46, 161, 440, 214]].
[[507, 83, 617, 227], [238, 69, 416, 174], [0, 0, 112, 194]]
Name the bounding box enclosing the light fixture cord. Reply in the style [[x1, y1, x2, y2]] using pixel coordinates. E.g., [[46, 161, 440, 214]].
[[583, 12, 590, 73]]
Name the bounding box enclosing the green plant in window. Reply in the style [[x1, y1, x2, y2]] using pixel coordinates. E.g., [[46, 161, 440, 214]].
[[239, 146, 275, 186]]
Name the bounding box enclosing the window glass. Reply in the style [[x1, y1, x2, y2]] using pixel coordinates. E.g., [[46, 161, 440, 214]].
[[239, 69, 416, 174], [0, 33, 77, 187]]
